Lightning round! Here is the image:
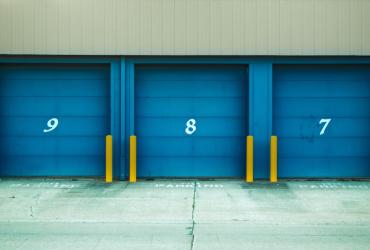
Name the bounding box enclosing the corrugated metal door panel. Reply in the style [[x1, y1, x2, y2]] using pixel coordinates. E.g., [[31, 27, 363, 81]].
[[135, 64, 247, 178], [0, 64, 109, 177], [274, 64, 370, 178]]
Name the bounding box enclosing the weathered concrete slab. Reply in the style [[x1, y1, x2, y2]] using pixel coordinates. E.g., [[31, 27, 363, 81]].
[[195, 181, 370, 225], [0, 179, 194, 223], [193, 223, 370, 250], [0, 179, 370, 250], [0, 222, 191, 250]]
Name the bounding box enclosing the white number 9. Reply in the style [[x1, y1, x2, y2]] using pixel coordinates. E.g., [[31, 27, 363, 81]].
[[43, 118, 59, 133]]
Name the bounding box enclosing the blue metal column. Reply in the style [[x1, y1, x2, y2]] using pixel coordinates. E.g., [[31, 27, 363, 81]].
[[117, 57, 125, 179], [249, 63, 272, 179], [110, 60, 121, 179], [124, 61, 135, 179]]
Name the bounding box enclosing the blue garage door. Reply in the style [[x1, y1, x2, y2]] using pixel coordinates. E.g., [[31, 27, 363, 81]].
[[0, 64, 109, 177], [274, 65, 370, 178], [136, 65, 247, 177]]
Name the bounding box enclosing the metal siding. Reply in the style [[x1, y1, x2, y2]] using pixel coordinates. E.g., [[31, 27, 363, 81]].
[[364, 1, 370, 53], [0, 0, 369, 55], [273, 64, 370, 178], [135, 64, 247, 177], [0, 64, 110, 176]]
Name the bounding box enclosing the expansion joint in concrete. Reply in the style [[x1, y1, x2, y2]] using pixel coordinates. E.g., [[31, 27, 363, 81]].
[[190, 180, 197, 250], [30, 206, 34, 217]]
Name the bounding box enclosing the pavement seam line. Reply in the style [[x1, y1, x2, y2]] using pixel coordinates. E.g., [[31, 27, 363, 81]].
[[190, 180, 196, 250], [29, 206, 33, 217]]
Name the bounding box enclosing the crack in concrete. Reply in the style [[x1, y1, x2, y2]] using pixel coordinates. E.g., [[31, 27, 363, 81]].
[[190, 180, 197, 250], [30, 206, 34, 217], [29, 193, 40, 218]]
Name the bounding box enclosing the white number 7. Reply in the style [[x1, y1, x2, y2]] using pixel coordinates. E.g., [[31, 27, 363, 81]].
[[319, 118, 331, 135]]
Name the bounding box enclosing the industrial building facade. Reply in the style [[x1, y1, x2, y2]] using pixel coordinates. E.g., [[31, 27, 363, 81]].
[[0, 0, 369, 179]]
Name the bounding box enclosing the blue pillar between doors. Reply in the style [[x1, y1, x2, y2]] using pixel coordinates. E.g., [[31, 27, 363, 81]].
[[110, 60, 121, 179], [249, 63, 273, 179], [123, 61, 135, 179]]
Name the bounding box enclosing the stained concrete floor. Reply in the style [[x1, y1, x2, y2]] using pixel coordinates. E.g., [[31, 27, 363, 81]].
[[0, 179, 370, 250]]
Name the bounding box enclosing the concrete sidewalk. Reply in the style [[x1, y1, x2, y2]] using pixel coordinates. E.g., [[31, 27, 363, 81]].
[[0, 179, 369, 250]]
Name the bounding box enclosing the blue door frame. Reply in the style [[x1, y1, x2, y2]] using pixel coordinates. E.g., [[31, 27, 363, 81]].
[[1, 56, 370, 179]]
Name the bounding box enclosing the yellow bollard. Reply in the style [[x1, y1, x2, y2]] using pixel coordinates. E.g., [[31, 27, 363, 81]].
[[246, 136, 254, 183], [105, 135, 113, 183], [270, 136, 278, 183], [130, 135, 137, 182]]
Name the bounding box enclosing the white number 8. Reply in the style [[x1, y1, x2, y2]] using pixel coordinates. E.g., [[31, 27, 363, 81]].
[[43, 118, 59, 133], [185, 119, 197, 135]]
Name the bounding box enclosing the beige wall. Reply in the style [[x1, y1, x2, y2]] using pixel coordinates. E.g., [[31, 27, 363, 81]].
[[0, 0, 369, 56]]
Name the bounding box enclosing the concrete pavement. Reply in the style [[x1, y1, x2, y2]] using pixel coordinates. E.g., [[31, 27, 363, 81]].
[[0, 179, 369, 250]]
